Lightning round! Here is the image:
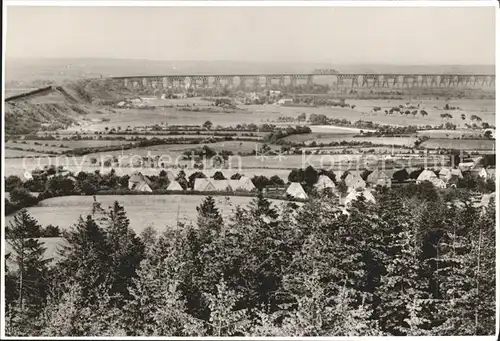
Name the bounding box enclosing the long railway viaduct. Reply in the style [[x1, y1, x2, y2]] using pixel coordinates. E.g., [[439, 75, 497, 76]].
[[111, 73, 495, 90]]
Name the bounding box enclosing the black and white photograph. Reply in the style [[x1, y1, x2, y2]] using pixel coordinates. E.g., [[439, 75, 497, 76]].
[[1, 1, 498, 338]]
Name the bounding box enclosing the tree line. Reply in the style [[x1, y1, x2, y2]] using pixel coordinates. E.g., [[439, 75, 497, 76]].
[[4, 182, 495, 336]]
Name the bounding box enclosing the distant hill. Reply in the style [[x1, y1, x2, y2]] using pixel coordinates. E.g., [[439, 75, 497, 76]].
[[6, 58, 495, 86]]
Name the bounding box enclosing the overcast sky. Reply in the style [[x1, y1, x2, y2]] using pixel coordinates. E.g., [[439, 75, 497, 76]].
[[5, 6, 496, 65]]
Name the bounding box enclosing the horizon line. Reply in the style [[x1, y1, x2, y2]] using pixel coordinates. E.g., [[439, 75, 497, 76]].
[[4, 57, 495, 67]]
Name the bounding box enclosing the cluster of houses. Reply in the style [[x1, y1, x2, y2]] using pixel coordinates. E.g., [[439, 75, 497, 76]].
[[284, 171, 389, 207], [127, 172, 256, 193], [415, 164, 495, 189], [192, 177, 256, 192], [122, 162, 495, 209]]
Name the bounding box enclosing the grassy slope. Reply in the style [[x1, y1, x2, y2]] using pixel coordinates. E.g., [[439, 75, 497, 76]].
[[4, 79, 135, 135]]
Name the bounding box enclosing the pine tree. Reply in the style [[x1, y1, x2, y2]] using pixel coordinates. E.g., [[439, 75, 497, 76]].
[[250, 191, 279, 222], [472, 200, 496, 335], [5, 209, 50, 334], [40, 282, 125, 336], [55, 214, 111, 305], [140, 225, 158, 258], [104, 201, 145, 302], [278, 271, 381, 336], [432, 202, 496, 335], [430, 204, 479, 335], [121, 259, 205, 336], [371, 189, 440, 336], [197, 196, 223, 236], [204, 278, 249, 336]]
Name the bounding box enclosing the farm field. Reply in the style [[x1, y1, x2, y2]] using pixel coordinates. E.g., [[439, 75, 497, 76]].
[[6, 142, 68, 153], [45, 139, 133, 148], [4, 148, 52, 158], [5, 139, 132, 152], [308, 125, 375, 133], [36, 129, 270, 138], [346, 98, 495, 125], [420, 138, 496, 151], [416, 129, 487, 139], [280, 132, 355, 144], [80, 140, 277, 162], [106, 134, 262, 140], [4, 195, 288, 234], [280, 132, 417, 147], [31, 96, 494, 136], [252, 98, 495, 127]]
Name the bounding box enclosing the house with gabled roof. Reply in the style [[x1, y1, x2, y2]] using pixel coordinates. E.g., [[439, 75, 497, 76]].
[[343, 189, 376, 207], [314, 175, 336, 191], [213, 180, 233, 192], [128, 172, 153, 192], [416, 169, 437, 184], [167, 180, 184, 191], [344, 173, 366, 192], [285, 182, 308, 200], [194, 178, 216, 192], [366, 170, 392, 188]]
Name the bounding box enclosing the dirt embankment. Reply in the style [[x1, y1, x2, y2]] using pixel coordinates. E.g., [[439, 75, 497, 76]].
[[4, 79, 135, 135]]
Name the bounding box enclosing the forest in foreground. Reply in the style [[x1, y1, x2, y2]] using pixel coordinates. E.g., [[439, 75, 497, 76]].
[[4, 183, 496, 336]]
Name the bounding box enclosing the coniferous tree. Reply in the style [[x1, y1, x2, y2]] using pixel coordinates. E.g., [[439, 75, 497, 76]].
[[122, 258, 204, 336], [197, 196, 223, 234], [432, 202, 496, 335], [55, 214, 111, 305], [104, 201, 145, 302], [5, 209, 50, 334], [140, 225, 158, 258], [372, 190, 432, 335]]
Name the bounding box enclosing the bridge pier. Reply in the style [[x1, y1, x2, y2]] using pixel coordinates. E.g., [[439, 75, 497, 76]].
[[265, 77, 272, 88], [253, 76, 260, 89], [164, 77, 172, 89], [202, 76, 209, 88], [306, 76, 313, 87], [278, 76, 285, 88]]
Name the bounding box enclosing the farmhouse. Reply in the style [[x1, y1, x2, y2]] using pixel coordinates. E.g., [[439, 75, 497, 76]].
[[343, 189, 376, 207], [458, 162, 476, 172], [285, 182, 308, 200], [431, 178, 447, 189], [231, 176, 256, 192], [416, 169, 438, 184], [439, 168, 463, 184], [486, 168, 496, 180], [314, 175, 336, 191], [164, 170, 177, 182], [477, 167, 488, 179], [344, 173, 366, 192], [366, 170, 392, 188], [128, 172, 153, 192], [166, 180, 184, 191], [213, 180, 233, 192], [466, 166, 489, 181], [194, 178, 216, 192]]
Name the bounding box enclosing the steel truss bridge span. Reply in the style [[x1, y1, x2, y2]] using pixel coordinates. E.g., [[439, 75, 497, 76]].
[[110, 73, 495, 89]]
